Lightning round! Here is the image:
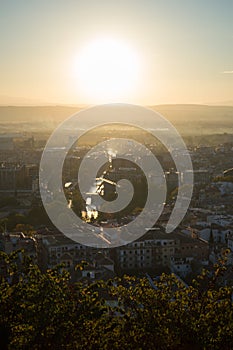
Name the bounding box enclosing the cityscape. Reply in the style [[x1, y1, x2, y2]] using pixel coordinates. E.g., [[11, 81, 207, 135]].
[[0, 106, 232, 285], [0, 0, 232, 349]]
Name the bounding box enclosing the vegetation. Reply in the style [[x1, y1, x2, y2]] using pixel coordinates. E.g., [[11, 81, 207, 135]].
[[0, 205, 52, 234], [0, 251, 233, 349]]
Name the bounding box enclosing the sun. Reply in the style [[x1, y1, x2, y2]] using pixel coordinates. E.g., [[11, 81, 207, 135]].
[[73, 38, 141, 103]]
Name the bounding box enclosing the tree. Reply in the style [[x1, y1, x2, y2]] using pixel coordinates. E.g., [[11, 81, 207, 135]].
[[0, 251, 233, 349]]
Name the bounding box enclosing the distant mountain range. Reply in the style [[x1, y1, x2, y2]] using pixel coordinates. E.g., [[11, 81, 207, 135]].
[[0, 104, 232, 135]]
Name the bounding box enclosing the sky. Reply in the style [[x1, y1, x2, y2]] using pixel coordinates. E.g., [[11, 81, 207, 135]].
[[0, 0, 232, 105]]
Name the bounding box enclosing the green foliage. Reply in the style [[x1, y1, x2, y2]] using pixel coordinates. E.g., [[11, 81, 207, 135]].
[[0, 252, 233, 349], [0, 205, 52, 233]]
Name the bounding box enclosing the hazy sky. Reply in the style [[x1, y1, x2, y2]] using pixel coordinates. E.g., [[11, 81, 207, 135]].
[[0, 0, 232, 105]]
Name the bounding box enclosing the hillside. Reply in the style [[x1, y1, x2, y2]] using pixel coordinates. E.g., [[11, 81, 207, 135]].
[[0, 104, 232, 135]]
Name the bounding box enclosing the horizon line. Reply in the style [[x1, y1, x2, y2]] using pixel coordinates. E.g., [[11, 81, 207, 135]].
[[0, 103, 233, 108]]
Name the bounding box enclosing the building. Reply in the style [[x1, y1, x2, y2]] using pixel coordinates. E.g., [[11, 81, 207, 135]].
[[170, 256, 192, 278], [0, 162, 39, 192], [116, 229, 209, 273], [35, 230, 114, 281], [80, 253, 115, 281], [0, 231, 37, 260]]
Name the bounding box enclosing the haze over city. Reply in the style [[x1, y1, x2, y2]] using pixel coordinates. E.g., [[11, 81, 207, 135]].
[[0, 1, 233, 349]]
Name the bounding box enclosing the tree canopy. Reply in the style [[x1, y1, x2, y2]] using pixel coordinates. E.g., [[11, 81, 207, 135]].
[[0, 251, 233, 349]]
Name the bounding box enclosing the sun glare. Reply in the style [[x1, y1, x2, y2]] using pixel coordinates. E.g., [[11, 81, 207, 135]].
[[73, 38, 141, 103]]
